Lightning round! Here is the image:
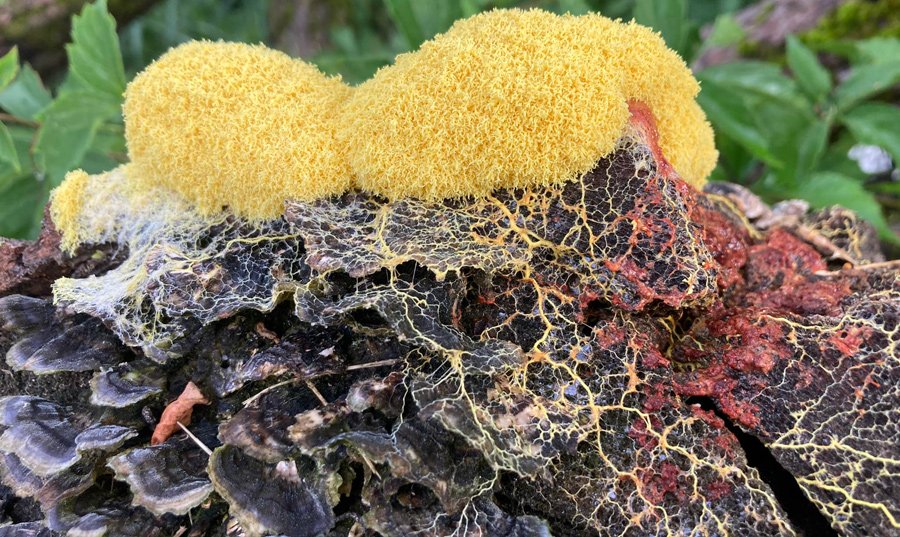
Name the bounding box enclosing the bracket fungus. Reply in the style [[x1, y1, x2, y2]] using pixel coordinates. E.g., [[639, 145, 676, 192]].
[[0, 7, 897, 537]]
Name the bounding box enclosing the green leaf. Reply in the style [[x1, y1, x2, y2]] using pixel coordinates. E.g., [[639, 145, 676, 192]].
[[786, 36, 831, 102], [794, 119, 829, 181], [410, 0, 464, 40], [0, 173, 49, 240], [33, 91, 120, 186], [0, 122, 21, 174], [834, 60, 900, 111], [558, 0, 592, 15], [385, 0, 426, 50], [65, 0, 126, 101], [697, 77, 782, 167], [0, 47, 19, 93], [0, 65, 51, 120], [703, 14, 745, 48], [459, 0, 481, 18], [851, 37, 900, 66], [633, 0, 689, 57], [818, 131, 868, 181], [79, 123, 126, 173], [698, 61, 809, 111], [0, 125, 35, 192], [840, 102, 900, 163], [793, 172, 897, 244]]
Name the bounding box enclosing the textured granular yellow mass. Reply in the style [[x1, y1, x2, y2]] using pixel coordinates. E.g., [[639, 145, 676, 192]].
[[340, 9, 717, 200], [49, 170, 90, 253], [53, 9, 718, 246], [123, 41, 352, 219]]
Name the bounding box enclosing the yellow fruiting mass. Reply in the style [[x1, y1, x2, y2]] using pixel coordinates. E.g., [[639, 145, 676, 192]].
[[341, 9, 716, 199], [50, 170, 90, 253], [51, 9, 718, 250], [123, 41, 352, 218]]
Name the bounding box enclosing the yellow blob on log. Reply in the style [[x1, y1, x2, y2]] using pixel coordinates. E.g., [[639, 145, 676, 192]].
[[340, 9, 717, 200], [123, 41, 352, 219], [49, 169, 90, 253], [51, 9, 719, 251]]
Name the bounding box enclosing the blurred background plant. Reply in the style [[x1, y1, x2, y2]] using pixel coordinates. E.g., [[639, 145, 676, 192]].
[[0, 0, 898, 251]]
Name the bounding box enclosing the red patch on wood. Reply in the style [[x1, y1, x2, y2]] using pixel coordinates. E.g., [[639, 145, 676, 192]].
[[739, 229, 851, 316], [642, 383, 671, 413], [628, 416, 662, 451], [828, 325, 872, 356], [706, 479, 733, 502], [694, 204, 750, 289], [707, 313, 791, 375], [639, 462, 684, 505], [675, 364, 761, 428], [627, 101, 676, 180]]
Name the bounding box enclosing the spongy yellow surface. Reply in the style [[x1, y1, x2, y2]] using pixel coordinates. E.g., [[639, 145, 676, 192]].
[[50, 170, 90, 253], [123, 41, 353, 219], [340, 9, 717, 199]]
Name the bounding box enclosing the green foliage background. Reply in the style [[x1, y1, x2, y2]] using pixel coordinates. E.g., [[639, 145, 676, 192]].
[[1, 0, 898, 246]]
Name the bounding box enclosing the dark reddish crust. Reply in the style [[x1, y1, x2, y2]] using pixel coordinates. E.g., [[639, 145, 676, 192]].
[[694, 202, 750, 289], [670, 202, 859, 431], [638, 462, 685, 505]]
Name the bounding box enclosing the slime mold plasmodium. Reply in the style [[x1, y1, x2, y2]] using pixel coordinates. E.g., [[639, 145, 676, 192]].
[[49, 8, 716, 252], [7, 7, 894, 537], [342, 9, 717, 199], [123, 41, 353, 219]]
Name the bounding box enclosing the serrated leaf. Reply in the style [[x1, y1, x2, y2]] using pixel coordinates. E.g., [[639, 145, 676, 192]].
[[0, 47, 19, 93], [65, 0, 126, 101], [793, 172, 897, 244], [835, 61, 900, 111], [33, 91, 120, 186], [786, 36, 831, 102], [840, 103, 900, 163], [633, 0, 689, 57], [0, 122, 21, 174], [0, 65, 51, 120], [697, 77, 782, 167]]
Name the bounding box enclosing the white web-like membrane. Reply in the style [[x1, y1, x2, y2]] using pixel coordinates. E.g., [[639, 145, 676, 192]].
[[52, 166, 246, 359]]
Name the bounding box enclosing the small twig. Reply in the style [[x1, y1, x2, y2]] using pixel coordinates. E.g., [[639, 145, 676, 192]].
[[815, 259, 900, 276], [360, 452, 382, 480], [177, 421, 213, 456], [305, 379, 328, 406], [242, 378, 299, 407], [345, 358, 400, 371], [792, 224, 859, 266]]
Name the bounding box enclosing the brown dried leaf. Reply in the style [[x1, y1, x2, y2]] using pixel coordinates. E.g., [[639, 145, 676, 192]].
[[151, 382, 209, 445]]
